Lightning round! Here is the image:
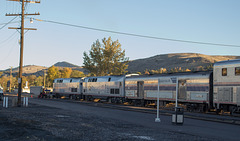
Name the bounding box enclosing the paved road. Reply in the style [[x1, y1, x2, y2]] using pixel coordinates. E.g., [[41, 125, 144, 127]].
[[30, 98, 240, 141]]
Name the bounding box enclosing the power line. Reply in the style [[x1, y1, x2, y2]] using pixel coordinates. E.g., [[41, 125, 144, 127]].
[[0, 16, 17, 30], [0, 21, 20, 26], [0, 30, 18, 46], [33, 18, 240, 48], [0, 40, 18, 64]]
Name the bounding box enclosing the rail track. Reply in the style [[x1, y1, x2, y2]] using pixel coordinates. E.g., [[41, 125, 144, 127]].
[[38, 97, 240, 126]]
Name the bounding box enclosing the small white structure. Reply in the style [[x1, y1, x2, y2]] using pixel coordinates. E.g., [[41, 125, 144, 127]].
[[24, 81, 28, 89]]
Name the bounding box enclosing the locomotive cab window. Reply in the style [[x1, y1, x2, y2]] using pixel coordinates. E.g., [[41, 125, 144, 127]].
[[110, 89, 115, 94], [222, 68, 227, 76], [235, 67, 240, 76]]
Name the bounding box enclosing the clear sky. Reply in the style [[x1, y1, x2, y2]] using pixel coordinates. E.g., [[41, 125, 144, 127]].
[[0, 0, 240, 70]]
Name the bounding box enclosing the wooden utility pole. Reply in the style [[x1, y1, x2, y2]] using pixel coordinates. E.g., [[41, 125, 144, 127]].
[[43, 70, 46, 89], [6, 0, 40, 107], [9, 66, 12, 92]]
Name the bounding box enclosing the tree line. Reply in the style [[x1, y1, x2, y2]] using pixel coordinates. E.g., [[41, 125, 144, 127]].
[[0, 66, 85, 92], [143, 64, 213, 75]]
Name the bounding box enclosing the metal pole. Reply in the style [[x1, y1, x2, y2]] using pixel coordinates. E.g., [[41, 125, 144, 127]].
[[26, 97, 28, 107], [6, 97, 8, 108], [23, 97, 26, 106], [155, 78, 160, 122], [3, 97, 6, 107], [175, 77, 178, 109]]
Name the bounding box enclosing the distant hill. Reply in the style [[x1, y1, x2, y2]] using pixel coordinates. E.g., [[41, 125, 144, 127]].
[[1, 53, 240, 77], [1, 65, 48, 77], [53, 61, 79, 68], [127, 53, 240, 73], [53, 61, 89, 74]]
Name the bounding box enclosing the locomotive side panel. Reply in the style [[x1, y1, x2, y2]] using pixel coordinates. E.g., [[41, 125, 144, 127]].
[[82, 76, 125, 100], [52, 78, 83, 98]]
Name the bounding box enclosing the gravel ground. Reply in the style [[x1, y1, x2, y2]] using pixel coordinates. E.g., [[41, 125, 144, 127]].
[[0, 103, 218, 141]]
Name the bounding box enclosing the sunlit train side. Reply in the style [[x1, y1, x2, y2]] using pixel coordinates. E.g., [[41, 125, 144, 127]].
[[82, 75, 125, 103], [51, 59, 240, 113], [53, 78, 83, 99], [213, 59, 240, 113], [125, 72, 213, 112]]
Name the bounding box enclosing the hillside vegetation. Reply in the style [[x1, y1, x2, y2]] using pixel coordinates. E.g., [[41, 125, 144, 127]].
[[1, 53, 240, 76], [127, 53, 240, 73]]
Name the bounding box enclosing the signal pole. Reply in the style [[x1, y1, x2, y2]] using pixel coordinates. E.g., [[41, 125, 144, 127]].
[[6, 0, 40, 107]]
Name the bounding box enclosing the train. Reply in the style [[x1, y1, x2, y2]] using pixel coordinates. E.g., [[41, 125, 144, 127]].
[[51, 59, 240, 114]]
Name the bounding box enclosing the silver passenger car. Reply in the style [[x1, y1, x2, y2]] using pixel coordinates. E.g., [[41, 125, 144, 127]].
[[125, 72, 212, 111], [213, 59, 240, 112], [82, 75, 125, 102]]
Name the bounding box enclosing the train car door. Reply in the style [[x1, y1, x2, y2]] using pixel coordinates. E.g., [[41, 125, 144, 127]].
[[178, 80, 187, 100], [137, 81, 144, 99]]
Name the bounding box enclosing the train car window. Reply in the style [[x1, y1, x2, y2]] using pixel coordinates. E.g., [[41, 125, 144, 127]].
[[115, 89, 120, 94], [222, 68, 227, 76], [70, 79, 72, 83], [110, 89, 114, 94], [108, 78, 111, 82], [71, 88, 77, 92], [57, 80, 63, 83], [235, 67, 240, 75]]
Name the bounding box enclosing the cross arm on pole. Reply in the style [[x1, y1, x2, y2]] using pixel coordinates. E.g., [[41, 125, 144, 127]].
[[7, 0, 41, 3]]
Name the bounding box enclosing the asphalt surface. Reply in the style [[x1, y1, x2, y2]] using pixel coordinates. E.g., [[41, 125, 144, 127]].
[[1, 98, 240, 140]]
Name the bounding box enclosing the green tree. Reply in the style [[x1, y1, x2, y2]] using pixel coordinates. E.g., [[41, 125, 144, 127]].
[[70, 70, 85, 78], [83, 37, 129, 76], [0, 76, 8, 91], [34, 76, 43, 86], [60, 67, 72, 78], [27, 75, 37, 87], [46, 66, 59, 87]]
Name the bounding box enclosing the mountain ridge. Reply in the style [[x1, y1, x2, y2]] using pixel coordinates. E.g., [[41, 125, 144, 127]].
[[1, 53, 240, 76]]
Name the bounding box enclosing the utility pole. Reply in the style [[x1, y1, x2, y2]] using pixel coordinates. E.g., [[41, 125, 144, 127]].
[[6, 0, 40, 107], [9, 66, 12, 92], [43, 70, 46, 89]]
